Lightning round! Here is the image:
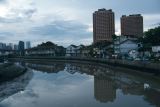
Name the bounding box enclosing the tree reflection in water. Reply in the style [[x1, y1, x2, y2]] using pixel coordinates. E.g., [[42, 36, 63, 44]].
[[0, 70, 33, 102], [25, 61, 160, 107], [0, 61, 159, 107]]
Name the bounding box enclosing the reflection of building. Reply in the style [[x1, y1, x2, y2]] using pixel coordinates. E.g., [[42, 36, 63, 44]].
[[26, 62, 65, 73], [93, 8, 115, 43], [121, 83, 144, 96], [94, 75, 116, 103], [65, 64, 80, 74]]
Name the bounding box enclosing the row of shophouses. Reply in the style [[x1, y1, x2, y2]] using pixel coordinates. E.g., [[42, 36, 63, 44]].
[[1, 37, 160, 60], [66, 36, 160, 60]]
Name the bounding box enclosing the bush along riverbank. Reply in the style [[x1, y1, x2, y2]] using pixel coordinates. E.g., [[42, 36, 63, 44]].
[[0, 63, 27, 83]]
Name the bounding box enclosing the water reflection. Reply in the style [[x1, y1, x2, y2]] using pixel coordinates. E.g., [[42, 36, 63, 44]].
[[0, 61, 160, 107], [0, 70, 33, 102], [144, 89, 160, 107], [26, 62, 65, 73], [94, 74, 116, 103], [26, 61, 160, 106]]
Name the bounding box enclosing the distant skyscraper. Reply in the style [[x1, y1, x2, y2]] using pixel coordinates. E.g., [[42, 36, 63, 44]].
[[26, 41, 31, 49], [14, 44, 18, 51], [93, 8, 115, 43], [18, 41, 25, 56], [9, 43, 14, 50], [0, 43, 6, 50], [121, 14, 143, 38], [0, 43, 4, 50]]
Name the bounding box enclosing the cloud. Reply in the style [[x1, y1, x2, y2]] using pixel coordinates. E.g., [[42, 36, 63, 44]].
[[0, 0, 159, 46], [0, 0, 6, 3], [0, 0, 37, 23], [29, 20, 92, 46], [0, 17, 23, 23], [0, 8, 37, 23], [0, 31, 14, 40], [143, 14, 160, 30], [30, 20, 89, 35]]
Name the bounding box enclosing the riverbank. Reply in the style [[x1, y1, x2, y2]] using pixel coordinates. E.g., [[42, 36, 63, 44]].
[[8, 56, 160, 74], [0, 63, 27, 82]]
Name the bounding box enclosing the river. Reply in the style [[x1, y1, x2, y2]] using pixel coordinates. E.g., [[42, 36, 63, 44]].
[[0, 61, 160, 107]]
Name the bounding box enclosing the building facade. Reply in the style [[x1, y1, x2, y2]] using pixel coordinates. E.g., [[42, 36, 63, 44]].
[[66, 45, 84, 57], [121, 14, 143, 38], [114, 37, 139, 58], [0, 43, 6, 50], [93, 9, 115, 43], [14, 44, 18, 51], [26, 41, 31, 49], [152, 45, 160, 58], [25, 42, 65, 57], [18, 41, 25, 56]]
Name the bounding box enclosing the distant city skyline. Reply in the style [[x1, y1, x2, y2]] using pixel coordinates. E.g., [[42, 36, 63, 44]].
[[0, 0, 160, 46]]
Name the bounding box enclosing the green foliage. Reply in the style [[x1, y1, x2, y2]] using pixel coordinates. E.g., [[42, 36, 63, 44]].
[[143, 26, 160, 46], [112, 34, 117, 40], [93, 41, 112, 49], [28, 41, 66, 56], [38, 41, 57, 47], [138, 26, 160, 52], [138, 43, 152, 52]]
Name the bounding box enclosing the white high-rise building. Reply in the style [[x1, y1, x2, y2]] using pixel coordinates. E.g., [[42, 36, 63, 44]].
[[14, 44, 18, 50], [26, 41, 31, 49]]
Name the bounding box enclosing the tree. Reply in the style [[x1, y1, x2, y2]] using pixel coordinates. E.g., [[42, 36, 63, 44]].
[[138, 26, 160, 52], [112, 34, 118, 40], [143, 26, 160, 46], [38, 41, 57, 47], [93, 41, 112, 49]]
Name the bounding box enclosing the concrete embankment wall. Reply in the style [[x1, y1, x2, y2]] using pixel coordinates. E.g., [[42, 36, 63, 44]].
[[9, 56, 160, 73]]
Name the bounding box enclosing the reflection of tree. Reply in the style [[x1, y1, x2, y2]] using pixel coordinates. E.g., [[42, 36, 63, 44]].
[[144, 89, 160, 107], [64, 63, 114, 76], [117, 76, 160, 107], [27, 63, 65, 73], [120, 82, 160, 107], [120, 82, 144, 96], [0, 70, 33, 102], [94, 74, 116, 103], [18, 61, 160, 107]]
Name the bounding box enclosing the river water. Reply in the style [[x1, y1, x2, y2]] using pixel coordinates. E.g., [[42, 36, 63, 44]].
[[0, 61, 160, 107]]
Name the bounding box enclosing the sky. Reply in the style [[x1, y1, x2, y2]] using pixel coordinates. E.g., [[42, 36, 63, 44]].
[[0, 0, 160, 47]]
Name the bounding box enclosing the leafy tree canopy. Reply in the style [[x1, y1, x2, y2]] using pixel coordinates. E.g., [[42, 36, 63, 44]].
[[38, 41, 57, 47], [142, 26, 160, 46], [93, 41, 112, 49]]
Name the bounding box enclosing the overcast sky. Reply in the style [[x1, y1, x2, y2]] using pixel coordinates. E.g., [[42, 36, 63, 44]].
[[0, 0, 160, 47]]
